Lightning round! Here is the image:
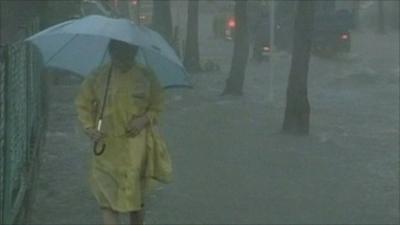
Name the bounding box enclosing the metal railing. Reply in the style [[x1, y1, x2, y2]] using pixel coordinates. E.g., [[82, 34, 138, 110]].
[[0, 18, 47, 224]]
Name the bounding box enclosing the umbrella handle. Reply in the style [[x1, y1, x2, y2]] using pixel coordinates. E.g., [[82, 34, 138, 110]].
[[93, 141, 106, 156], [93, 119, 105, 156]]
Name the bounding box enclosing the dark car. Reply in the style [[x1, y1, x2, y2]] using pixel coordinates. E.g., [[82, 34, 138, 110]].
[[312, 9, 353, 54], [252, 9, 352, 56]]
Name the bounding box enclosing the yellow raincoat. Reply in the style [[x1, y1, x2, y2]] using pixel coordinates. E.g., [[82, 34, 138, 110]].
[[75, 63, 172, 212]]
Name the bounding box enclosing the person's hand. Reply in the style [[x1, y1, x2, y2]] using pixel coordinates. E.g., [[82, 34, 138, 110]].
[[126, 116, 149, 138], [85, 127, 104, 142]]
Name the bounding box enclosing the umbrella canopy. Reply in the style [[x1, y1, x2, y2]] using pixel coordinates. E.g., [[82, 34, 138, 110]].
[[26, 15, 191, 88]]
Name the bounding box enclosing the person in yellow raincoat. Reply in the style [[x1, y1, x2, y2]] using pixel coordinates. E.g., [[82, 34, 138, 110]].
[[75, 40, 172, 225]]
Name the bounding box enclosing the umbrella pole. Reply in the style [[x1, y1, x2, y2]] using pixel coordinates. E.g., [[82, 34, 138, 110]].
[[141, 49, 150, 67], [93, 63, 113, 156]]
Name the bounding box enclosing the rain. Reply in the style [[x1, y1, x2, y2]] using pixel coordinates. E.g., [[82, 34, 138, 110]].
[[0, 0, 399, 224]]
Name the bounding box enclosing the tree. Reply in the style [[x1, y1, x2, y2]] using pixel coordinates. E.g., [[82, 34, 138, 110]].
[[378, 1, 385, 34], [37, 0, 51, 29], [118, 0, 131, 18], [37, 0, 81, 28], [318, 0, 335, 14], [282, 1, 315, 134], [152, 0, 173, 43], [222, 0, 249, 96], [183, 0, 201, 73]]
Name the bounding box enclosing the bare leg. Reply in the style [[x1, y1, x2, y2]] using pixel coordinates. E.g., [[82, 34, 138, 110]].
[[129, 210, 144, 225], [102, 208, 119, 225]]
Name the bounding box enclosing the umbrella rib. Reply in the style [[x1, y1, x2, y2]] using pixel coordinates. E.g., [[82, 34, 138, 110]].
[[99, 43, 109, 65], [45, 34, 80, 65]]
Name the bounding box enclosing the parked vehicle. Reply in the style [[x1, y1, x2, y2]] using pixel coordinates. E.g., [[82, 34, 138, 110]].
[[253, 9, 353, 56], [212, 1, 353, 58], [312, 9, 353, 54]]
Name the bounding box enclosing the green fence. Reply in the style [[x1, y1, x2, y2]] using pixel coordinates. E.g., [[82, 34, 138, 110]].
[[0, 18, 47, 224]]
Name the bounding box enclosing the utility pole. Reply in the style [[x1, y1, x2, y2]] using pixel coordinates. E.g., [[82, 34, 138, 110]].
[[0, 0, 3, 46], [134, 0, 141, 24], [378, 1, 385, 34], [268, 0, 275, 103]]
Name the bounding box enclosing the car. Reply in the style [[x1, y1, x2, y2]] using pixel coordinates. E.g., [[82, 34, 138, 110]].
[[255, 8, 353, 55], [212, 14, 235, 40], [312, 9, 352, 54]]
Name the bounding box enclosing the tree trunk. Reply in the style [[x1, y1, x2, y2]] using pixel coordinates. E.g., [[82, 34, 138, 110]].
[[183, 0, 201, 73], [117, 0, 131, 19], [38, 0, 50, 29], [38, 1, 81, 27], [315, 0, 335, 15], [282, 0, 314, 135], [152, 0, 173, 43], [378, 1, 385, 34], [222, 0, 249, 96]]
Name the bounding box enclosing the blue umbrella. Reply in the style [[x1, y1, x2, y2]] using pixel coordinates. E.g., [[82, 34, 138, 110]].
[[26, 15, 191, 88], [26, 15, 191, 155]]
